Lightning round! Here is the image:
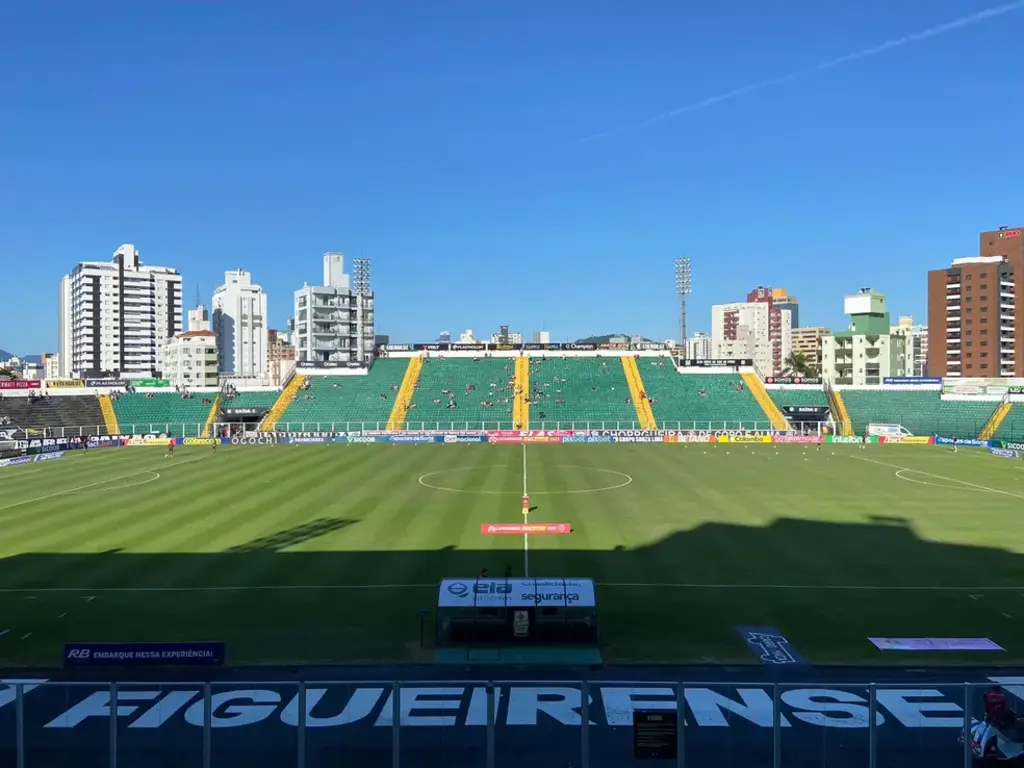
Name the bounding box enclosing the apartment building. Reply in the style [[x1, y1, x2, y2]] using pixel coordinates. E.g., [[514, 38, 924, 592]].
[[58, 244, 182, 379], [292, 253, 375, 366], [711, 286, 792, 375], [927, 226, 1022, 378], [212, 269, 268, 378]]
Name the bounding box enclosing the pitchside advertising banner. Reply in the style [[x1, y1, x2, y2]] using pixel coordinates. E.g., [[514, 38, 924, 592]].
[[0, 379, 41, 389], [4, 674, 1024, 765], [84, 378, 125, 388], [765, 377, 823, 385], [45, 379, 84, 388], [63, 641, 225, 668], [883, 377, 943, 385]]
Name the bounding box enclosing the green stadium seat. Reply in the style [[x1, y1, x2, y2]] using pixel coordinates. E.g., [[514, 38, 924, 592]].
[[992, 403, 1024, 441], [0, 395, 107, 436], [111, 392, 215, 437], [406, 357, 517, 429], [639, 360, 768, 428], [767, 389, 830, 408], [274, 358, 409, 430], [528, 356, 639, 428], [221, 391, 281, 410], [840, 390, 998, 439]]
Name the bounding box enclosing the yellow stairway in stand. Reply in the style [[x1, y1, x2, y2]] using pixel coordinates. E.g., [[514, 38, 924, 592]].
[[260, 375, 306, 432], [621, 356, 657, 429], [98, 394, 120, 434], [741, 373, 790, 431], [514, 356, 530, 429], [386, 357, 424, 430], [979, 401, 1012, 440], [201, 394, 222, 438], [829, 389, 854, 436]]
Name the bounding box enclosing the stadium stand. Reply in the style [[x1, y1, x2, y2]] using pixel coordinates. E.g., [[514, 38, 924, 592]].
[[768, 388, 830, 408], [0, 394, 107, 435], [622, 357, 657, 429], [839, 390, 1000, 439], [111, 392, 218, 437], [740, 373, 789, 429], [407, 356, 518, 428], [528, 356, 641, 427], [387, 357, 423, 430], [992, 403, 1024, 441], [261, 376, 305, 431], [639, 359, 769, 427], [274, 359, 409, 429], [221, 391, 282, 410]]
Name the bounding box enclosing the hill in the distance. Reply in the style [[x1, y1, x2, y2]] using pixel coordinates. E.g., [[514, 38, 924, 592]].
[[0, 349, 14, 361]]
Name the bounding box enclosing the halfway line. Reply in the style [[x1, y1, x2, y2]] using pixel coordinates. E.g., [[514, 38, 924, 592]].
[[0, 582, 1022, 594]]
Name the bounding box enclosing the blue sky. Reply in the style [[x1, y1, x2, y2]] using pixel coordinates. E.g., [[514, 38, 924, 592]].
[[2, 0, 1023, 353]]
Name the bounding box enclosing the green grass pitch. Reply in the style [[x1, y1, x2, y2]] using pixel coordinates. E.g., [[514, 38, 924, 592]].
[[0, 442, 1023, 666]]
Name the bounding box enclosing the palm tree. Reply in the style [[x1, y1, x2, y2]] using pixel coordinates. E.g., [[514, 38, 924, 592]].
[[782, 351, 814, 377]]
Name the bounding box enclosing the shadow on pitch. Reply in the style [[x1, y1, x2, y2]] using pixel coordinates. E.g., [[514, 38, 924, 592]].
[[3, 513, 1024, 669]]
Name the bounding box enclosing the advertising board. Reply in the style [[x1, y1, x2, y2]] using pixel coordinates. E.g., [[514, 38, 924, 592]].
[[765, 377, 822, 385], [64, 642, 225, 668], [772, 435, 820, 444], [126, 435, 170, 446], [229, 433, 279, 445], [935, 437, 987, 447], [85, 379, 126, 388], [678, 359, 752, 368], [45, 379, 84, 388], [0, 379, 41, 389], [880, 436, 934, 445], [883, 377, 942, 385]]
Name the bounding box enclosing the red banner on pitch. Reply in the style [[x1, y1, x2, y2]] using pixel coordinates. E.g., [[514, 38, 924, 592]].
[[480, 523, 572, 535]]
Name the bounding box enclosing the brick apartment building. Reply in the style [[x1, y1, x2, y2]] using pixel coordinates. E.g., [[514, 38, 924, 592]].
[[927, 226, 1023, 377]]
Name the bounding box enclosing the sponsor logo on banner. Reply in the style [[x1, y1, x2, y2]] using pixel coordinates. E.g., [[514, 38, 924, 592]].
[[998, 228, 1021, 238], [33, 451, 65, 462], [586, 436, 614, 443], [614, 436, 661, 443], [826, 435, 878, 444], [88, 435, 127, 448], [725, 435, 772, 444], [132, 378, 171, 388], [990, 447, 1020, 459], [183, 438, 219, 446], [230, 433, 278, 445], [1001, 441, 1024, 451], [487, 430, 573, 444], [771, 435, 820, 444], [0, 379, 41, 390], [380, 344, 412, 352], [347, 437, 376, 444], [678, 358, 752, 368], [126, 435, 170, 446], [881, 436, 933, 445], [480, 523, 572, 534], [287, 437, 330, 444], [387, 435, 441, 444], [443, 434, 458, 443], [0, 456, 33, 469], [85, 378, 125, 388], [936, 437, 986, 447], [1009, 386, 1024, 396], [943, 384, 984, 395], [15, 678, 1024, 735], [64, 642, 225, 668], [45, 379, 84, 388], [883, 377, 942, 385], [867, 424, 903, 437], [765, 377, 822, 385]]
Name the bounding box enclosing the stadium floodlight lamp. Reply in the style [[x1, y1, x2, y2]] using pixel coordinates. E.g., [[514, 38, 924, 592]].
[[352, 257, 371, 296], [675, 257, 691, 295]]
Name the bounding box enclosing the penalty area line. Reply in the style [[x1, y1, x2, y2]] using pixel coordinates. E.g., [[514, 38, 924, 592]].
[[0, 582, 1022, 594]]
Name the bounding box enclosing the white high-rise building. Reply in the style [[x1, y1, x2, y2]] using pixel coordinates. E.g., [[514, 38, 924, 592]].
[[58, 244, 183, 379], [533, 331, 551, 344], [685, 332, 712, 360], [292, 253, 375, 366], [212, 269, 268, 378], [711, 292, 793, 376], [164, 305, 219, 388]]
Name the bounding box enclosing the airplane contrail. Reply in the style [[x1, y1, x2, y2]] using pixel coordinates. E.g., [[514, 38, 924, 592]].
[[579, 1, 1024, 142]]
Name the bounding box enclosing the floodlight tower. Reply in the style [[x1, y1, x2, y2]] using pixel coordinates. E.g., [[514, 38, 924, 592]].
[[674, 257, 691, 346]]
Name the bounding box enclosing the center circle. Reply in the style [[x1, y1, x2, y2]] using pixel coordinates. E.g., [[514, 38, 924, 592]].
[[418, 465, 633, 495]]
